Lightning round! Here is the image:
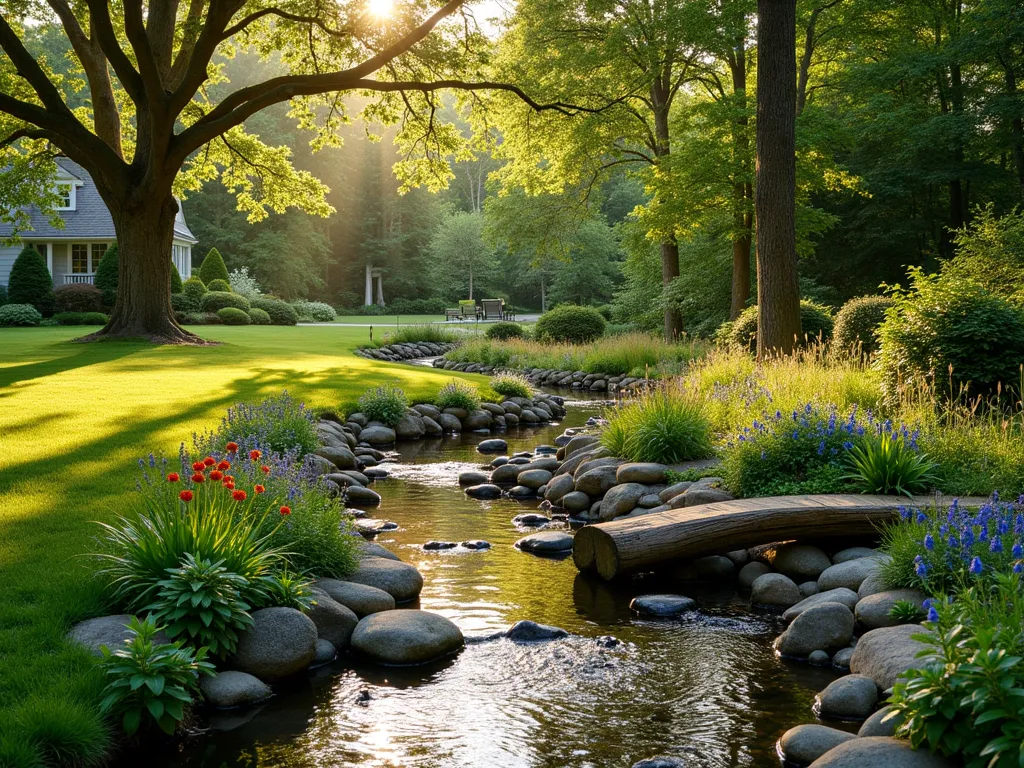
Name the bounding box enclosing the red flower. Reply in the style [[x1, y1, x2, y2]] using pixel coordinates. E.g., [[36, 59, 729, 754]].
[[179, 490, 194, 502], [232, 490, 247, 502], [261, 465, 271, 474], [249, 449, 262, 460], [191, 461, 205, 472], [217, 460, 231, 471], [279, 506, 291, 516], [223, 481, 235, 490], [167, 472, 180, 482], [254, 484, 265, 494], [226, 442, 239, 454], [191, 472, 205, 483], [203, 457, 216, 467], [224, 475, 234, 483], [209, 470, 223, 481]]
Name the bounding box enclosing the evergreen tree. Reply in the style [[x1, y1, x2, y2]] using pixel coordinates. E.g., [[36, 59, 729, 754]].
[[8, 246, 54, 316], [198, 248, 230, 286], [170, 262, 183, 294], [93, 244, 119, 307]]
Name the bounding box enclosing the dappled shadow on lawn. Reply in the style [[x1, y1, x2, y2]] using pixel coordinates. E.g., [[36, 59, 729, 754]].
[[0, 338, 149, 394]]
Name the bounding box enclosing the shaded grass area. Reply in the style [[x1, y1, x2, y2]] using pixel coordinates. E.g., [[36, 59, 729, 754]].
[[0, 326, 487, 767]]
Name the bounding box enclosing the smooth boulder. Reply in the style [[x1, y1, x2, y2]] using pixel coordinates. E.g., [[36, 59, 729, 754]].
[[854, 589, 927, 629], [346, 557, 424, 603], [350, 610, 464, 665], [599, 482, 647, 520], [630, 594, 698, 617], [200, 671, 273, 709], [466, 483, 503, 500], [360, 426, 397, 445], [616, 463, 668, 484], [778, 724, 856, 766], [768, 544, 832, 581], [314, 578, 396, 617], [505, 620, 569, 642], [738, 562, 771, 590], [477, 438, 508, 454], [233, 607, 317, 682], [807, 737, 956, 767], [776, 602, 855, 657], [850, 624, 933, 690], [67, 614, 163, 656], [815, 674, 878, 720], [818, 557, 884, 592], [306, 592, 359, 648], [783, 589, 860, 622], [751, 573, 802, 607], [516, 531, 574, 554]]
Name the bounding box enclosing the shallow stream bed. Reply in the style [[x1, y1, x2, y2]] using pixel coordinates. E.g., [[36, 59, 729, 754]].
[[141, 397, 847, 768]]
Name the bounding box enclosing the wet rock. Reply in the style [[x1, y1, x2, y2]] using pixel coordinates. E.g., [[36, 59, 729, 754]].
[[809, 650, 831, 666], [394, 414, 425, 440], [694, 555, 735, 579], [561, 491, 592, 513], [751, 573, 802, 607], [778, 724, 856, 766], [354, 518, 398, 535], [833, 546, 877, 564], [477, 438, 508, 454], [466, 483, 503, 499], [630, 594, 698, 617], [599, 482, 647, 520], [631, 757, 689, 768], [346, 557, 424, 603], [363, 467, 390, 480], [574, 465, 620, 497], [459, 471, 490, 486], [850, 624, 933, 690], [516, 531, 574, 554], [783, 588, 860, 622], [460, 540, 491, 550], [505, 620, 569, 642], [855, 589, 927, 629], [800, 581, 820, 597], [313, 579, 395, 617], [313, 638, 337, 666], [738, 562, 772, 590], [858, 706, 901, 737], [423, 541, 458, 551], [490, 463, 522, 484], [315, 446, 357, 470], [768, 543, 833, 581], [807, 737, 957, 767], [508, 485, 536, 499], [200, 671, 273, 709], [776, 602, 855, 657], [67, 614, 167, 656], [490, 456, 509, 467], [360, 426, 397, 445], [421, 416, 443, 435], [818, 557, 885, 592], [350, 610, 464, 666], [832, 647, 855, 670], [234, 607, 317, 682], [518, 469, 553, 490], [512, 513, 551, 527], [306, 592, 359, 648], [616, 463, 668, 484], [544, 473, 576, 503], [857, 572, 889, 599], [437, 413, 462, 432], [345, 486, 382, 506], [816, 674, 878, 720]]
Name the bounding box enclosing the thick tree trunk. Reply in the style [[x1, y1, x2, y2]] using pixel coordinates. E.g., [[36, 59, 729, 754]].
[[729, 47, 753, 320], [83, 195, 202, 344], [540, 273, 547, 312], [651, 78, 683, 341], [468, 265, 474, 300], [755, 0, 802, 357], [730, 206, 753, 319]]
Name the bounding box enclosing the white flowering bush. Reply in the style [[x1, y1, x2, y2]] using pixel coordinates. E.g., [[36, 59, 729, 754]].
[[228, 267, 262, 299]]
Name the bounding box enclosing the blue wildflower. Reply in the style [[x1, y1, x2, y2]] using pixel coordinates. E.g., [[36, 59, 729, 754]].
[[1013, 542, 1023, 558], [991, 537, 1003, 554], [926, 606, 939, 622], [924, 534, 934, 551], [969, 556, 983, 575]]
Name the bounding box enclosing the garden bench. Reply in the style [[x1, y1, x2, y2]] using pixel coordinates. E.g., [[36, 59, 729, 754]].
[[480, 298, 504, 321], [445, 308, 460, 321]]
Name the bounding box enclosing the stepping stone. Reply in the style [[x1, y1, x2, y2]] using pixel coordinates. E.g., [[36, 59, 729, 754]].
[[354, 518, 398, 535], [505, 620, 569, 642], [423, 541, 458, 550], [630, 594, 698, 617], [461, 540, 491, 550], [477, 439, 508, 453], [345, 486, 382, 506], [346, 557, 424, 603], [466, 484, 502, 499], [512, 513, 551, 527], [459, 471, 490, 486], [778, 724, 855, 766], [515, 531, 574, 554], [200, 671, 273, 709], [815, 674, 878, 720], [350, 610, 464, 665]]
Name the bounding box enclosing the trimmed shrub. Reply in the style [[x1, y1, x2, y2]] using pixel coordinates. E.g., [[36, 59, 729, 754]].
[[248, 307, 272, 325], [878, 269, 1024, 399], [387, 297, 448, 314], [178, 276, 207, 313], [833, 295, 892, 356], [435, 379, 481, 412], [207, 278, 231, 293], [54, 283, 103, 314], [170, 262, 183, 294], [250, 297, 298, 325], [53, 311, 107, 326], [485, 321, 525, 340], [291, 300, 336, 322], [198, 247, 229, 285], [216, 307, 251, 325], [490, 373, 531, 400], [94, 244, 119, 306], [201, 291, 250, 313], [535, 304, 606, 343], [175, 311, 207, 325], [202, 312, 222, 324], [601, 388, 713, 464], [0, 303, 42, 326], [355, 384, 409, 426], [729, 300, 834, 352], [0, 284, 7, 305], [8, 246, 54, 316]]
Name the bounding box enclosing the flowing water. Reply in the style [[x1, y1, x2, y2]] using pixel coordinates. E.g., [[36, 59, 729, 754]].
[[141, 395, 851, 768]]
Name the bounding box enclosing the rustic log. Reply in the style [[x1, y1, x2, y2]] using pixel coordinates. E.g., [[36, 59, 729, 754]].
[[573, 494, 986, 581]]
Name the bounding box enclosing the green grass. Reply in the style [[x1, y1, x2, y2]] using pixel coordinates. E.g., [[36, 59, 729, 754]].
[[328, 314, 444, 325], [0, 326, 488, 767]]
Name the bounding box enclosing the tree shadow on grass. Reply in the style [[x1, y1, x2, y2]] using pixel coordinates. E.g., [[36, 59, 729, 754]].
[[0, 339, 149, 393]]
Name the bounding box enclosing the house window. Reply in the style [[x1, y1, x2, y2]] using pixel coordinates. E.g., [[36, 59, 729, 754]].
[[71, 244, 89, 273], [91, 244, 106, 273], [55, 183, 75, 211]]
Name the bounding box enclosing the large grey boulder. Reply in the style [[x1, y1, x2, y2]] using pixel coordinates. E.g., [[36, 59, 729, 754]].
[[465, 483, 503, 500], [833, 546, 878, 564], [346, 557, 424, 603], [563, 434, 599, 457], [561, 491, 592, 513], [858, 706, 901, 737], [768, 544, 832, 581], [857, 572, 890, 599], [345, 486, 382, 506], [200, 671, 272, 709], [599, 482, 647, 520], [306, 592, 359, 648], [412, 403, 441, 420], [360, 425, 397, 445], [350, 610, 464, 665], [815, 674, 878, 719], [233, 607, 317, 682], [477, 438, 508, 454], [394, 414, 425, 440], [751, 573, 802, 607], [516, 531, 574, 554], [807, 737, 956, 767], [67, 614, 167, 656], [776, 602, 855, 657], [505, 620, 569, 642], [421, 416, 443, 435], [490, 463, 522, 484], [574, 465, 620, 497], [783, 589, 860, 622], [855, 589, 928, 629], [463, 410, 493, 430], [850, 624, 933, 690], [616, 463, 668, 484], [778, 725, 856, 766], [544, 473, 576, 503], [518, 469, 553, 490], [659, 482, 693, 503], [459, 471, 489, 486], [314, 579, 395, 617], [437, 413, 462, 432], [738, 562, 771, 590], [358, 541, 401, 561], [818, 557, 884, 592], [315, 446, 357, 470], [630, 594, 698, 617]]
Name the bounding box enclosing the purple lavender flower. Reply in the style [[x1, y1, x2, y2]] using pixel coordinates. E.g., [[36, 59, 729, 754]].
[[991, 537, 1003, 554]]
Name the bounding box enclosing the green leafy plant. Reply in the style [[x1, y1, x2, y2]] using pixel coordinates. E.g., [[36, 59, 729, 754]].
[[601, 388, 713, 464], [490, 372, 531, 399], [211, 392, 319, 456], [206, 278, 232, 293], [228, 267, 262, 299], [177, 276, 207, 313], [259, 568, 315, 611], [434, 379, 481, 412], [729, 300, 834, 351], [54, 283, 104, 314], [170, 262, 183, 294], [201, 291, 250, 313], [99, 616, 213, 737], [355, 383, 409, 426], [52, 311, 107, 326], [377, 324, 460, 345], [888, 599, 925, 623], [485, 321, 525, 340], [198, 247, 230, 286], [842, 432, 938, 497], [248, 307, 272, 325], [250, 296, 299, 325], [93, 244, 119, 306], [216, 306, 251, 325], [534, 304, 607, 343], [145, 554, 256, 658], [833, 295, 892, 356], [0, 303, 42, 327], [291, 300, 336, 322], [8, 246, 54, 316]]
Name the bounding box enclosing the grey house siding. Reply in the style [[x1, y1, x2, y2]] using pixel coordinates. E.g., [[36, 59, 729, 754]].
[[0, 244, 19, 287]]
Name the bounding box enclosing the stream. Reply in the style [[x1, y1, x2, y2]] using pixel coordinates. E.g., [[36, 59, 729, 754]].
[[143, 396, 845, 768]]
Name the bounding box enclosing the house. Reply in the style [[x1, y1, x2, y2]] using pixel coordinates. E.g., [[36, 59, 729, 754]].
[[0, 157, 197, 287]]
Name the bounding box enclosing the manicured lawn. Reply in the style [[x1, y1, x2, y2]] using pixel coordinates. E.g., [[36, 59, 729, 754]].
[[0, 325, 487, 766], [328, 314, 446, 324]]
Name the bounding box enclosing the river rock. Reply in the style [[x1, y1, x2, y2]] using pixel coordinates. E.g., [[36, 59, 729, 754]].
[[350, 610, 464, 665], [818, 557, 884, 592], [816, 674, 878, 719], [680, 487, 734, 507], [394, 414, 425, 440], [599, 482, 647, 520], [358, 541, 400, 561], [461, 539, 491, 549], [507, 484, 535, 499], [776, 602, 855, 657], [437, 413, 462, 432], [768, 544, 832, 581], [858, 706, 901, 737], [809, 650, 831, 666], [561, 491, 591, 513], [545, 473, 576, 503], [423, 540, 457, 550], [808, 737, 957, 767], [725, 549, 750, 566], [659, 482, 693, 502], [459, 471, 490, 486], [491, 464, 522, 484], [800, 581, 820, 597], [855, 589, 927, 629], [67, 614, 166, 656], [778, 724, 856, 766], [315, 446, 357, 470], [833, 546, 878, 564], [564, 434, 599, 456], [314, 579, 395, 617], [306, 592, 359, 648], [466, 483, 503, 499], [850, 624, 933, 690], [354, 518, 395, 535], [832, 647, 855, 670], [505, 620, 569, 642], [463, 410, 492, 430], [233, 607, 317, 682], [630, 594, 697, 617], [738, 562, 772, 590], [857, 572, 889, 599], [477, 438, 508, 453], [631, 758, 689, 768], [360, 426, 397, 445], [783, 589, 860, 622], [346, 486, 382, 506], [200, 671, 273, 709], [751, 573, 802, 607], [516, 531, 574, 554], [513, 513, 550, 526], [420, 415, 442, 435], [346, 557, 424, 603], [413, 403, 441, 419], [518, 469, 553, 490], [313, 638, 337, 665], [616, 463, 668, 484], [575, 465, 620, 497]]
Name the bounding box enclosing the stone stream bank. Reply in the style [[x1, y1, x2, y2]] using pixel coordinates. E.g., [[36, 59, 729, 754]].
[[433, 355, 648, 394]]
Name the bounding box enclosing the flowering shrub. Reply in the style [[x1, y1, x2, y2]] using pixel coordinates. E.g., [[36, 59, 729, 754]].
[[490, 372, 532, 400], [291, 300, 336, 322], [228, 267, 262, 299], [434, 379, 480, 412], [356, 383, 409, 426], [0, 303, 42, 327], [207, 392, 318, 456]]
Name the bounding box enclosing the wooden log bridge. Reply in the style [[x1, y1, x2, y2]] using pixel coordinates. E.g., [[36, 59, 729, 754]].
[[573, 494, 985, 581]]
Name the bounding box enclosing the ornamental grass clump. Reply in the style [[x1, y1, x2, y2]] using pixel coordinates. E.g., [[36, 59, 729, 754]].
[[490, 372, 532, 400], [434, 379, 481, 412], [841, 431, 938, 497], [355, 383, 408, 426], [210, 392, 318, 456], [601, 386, 713, 464]]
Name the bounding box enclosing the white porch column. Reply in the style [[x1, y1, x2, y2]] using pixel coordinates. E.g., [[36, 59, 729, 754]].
[[44, 243, 52, 279], [364, 263, 373, 306]]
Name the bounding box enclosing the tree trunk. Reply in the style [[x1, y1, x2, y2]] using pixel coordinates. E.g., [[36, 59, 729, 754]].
[[729, 46, 753, 320], [661, 238, 682, 340], [468, 265, 474, 300], [651, 78, 683, 341], [83, 196, 202, 344], [755, 0, 802, 357], [540, 272, 547, 312], [375, 273, 385, 306], [731, 209, 753, 319]]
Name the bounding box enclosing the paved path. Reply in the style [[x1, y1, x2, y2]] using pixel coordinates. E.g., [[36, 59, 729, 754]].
[[299, 314, 541, 328]]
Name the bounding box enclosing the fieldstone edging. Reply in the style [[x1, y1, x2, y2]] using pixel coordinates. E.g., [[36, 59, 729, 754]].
[[356, 341, 458, 362], [433, 357, 651, 394]]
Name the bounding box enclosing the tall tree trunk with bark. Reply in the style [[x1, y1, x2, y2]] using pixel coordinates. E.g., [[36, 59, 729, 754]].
[[755, 0, 802, 357], [652, 78, 683, 340], [728, 45, 753, 319]]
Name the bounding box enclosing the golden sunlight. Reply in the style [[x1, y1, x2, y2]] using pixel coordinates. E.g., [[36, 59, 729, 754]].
[[366, 0, 395, 19]]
